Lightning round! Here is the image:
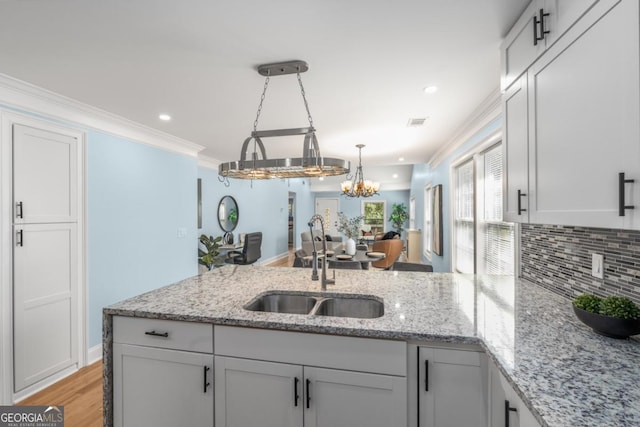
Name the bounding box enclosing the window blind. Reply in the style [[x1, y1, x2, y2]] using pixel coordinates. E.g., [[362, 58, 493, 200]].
[[454, 160, 474, 273]]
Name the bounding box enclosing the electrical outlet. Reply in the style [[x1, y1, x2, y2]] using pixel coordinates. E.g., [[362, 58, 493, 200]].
[[177, 227, 187, 238], [592, 253, 604, 279]]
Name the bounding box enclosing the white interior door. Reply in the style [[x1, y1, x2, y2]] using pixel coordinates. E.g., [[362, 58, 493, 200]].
[[315, 198, 339, 235], [12, 123, 80, 394]]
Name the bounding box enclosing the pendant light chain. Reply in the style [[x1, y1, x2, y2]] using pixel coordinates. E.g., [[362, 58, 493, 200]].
[[297, 71, 314, 129], [253, 73, 271, 132]]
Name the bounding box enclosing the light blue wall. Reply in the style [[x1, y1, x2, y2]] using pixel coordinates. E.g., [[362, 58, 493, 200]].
[[198, 168, 314, 259], [410, 118, 502, 272], [311, 190, 411, 238], [0, 103, 201, 349], [88, 133, 198, 347]]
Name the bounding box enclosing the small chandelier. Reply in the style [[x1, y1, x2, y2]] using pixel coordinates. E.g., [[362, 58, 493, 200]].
[[218, 60, 350, 182], [341, 144, 380, 197]]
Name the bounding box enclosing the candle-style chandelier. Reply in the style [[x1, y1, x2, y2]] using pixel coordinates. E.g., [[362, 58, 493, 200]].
[[218, 60, 350, 182], [340, 144, 380, 198]]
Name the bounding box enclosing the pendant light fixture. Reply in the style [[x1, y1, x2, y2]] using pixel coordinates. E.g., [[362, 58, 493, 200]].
[[218, 60, 350, 182], [340, 144, 380, 197]]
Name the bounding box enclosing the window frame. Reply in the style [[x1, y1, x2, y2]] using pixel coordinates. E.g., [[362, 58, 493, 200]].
[[423, 184, 433, 260], [360, 200, 386, 236], [449, 131, 514, 275]]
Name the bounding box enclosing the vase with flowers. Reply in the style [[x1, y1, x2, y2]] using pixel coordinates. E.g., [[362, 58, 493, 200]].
[[336, 212, 364, 255]]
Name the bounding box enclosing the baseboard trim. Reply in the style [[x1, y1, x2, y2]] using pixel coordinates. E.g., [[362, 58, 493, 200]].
[[87, 344, 103, 364], [260, 251, 290, 266]]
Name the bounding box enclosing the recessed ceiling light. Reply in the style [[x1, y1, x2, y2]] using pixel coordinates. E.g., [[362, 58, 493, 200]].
[[398, 157, 405, 162], [158, 114, 171, 121], [393, 174, 399, 179], [318, 177, 324, 181], [423, 85, 438, 94]]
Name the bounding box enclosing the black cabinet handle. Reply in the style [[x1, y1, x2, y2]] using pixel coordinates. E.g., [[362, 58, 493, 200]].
[[203, 366, 210, 393], [294, 377, 300, 407], [533, 9, 549, 45], [16, 202, 23, 219], [424, 359, 429, 392], [517, 190, 527, 215], [16, 230, 23, 247], [539, 8, 550, 39], [505, 400, 517, 427], [619, 172, 635, 216], [306, 379, 311, 409], [144, 330, 169, 338]]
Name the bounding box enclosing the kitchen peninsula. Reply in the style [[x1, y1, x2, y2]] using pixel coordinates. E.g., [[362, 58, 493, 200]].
[[103, 266, 640, 427]]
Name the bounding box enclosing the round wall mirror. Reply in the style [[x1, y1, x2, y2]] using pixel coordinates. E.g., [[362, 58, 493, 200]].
[[218, 196, 239, 232]]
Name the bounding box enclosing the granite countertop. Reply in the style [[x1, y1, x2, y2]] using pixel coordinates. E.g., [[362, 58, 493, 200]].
[[104, 265, 640, 427]]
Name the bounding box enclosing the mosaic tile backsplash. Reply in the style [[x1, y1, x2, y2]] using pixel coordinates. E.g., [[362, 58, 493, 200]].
[[520, 224, 640, 305]]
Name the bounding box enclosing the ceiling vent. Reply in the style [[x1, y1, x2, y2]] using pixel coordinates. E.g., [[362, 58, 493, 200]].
[[407, 117, 428, 127]]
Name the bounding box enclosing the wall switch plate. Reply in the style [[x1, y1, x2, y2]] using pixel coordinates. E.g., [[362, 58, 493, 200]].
[[592, 253, 604, 279], [177, 227, 187, 238]]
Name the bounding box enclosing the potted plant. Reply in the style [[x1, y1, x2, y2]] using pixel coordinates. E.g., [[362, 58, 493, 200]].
[[573, 294, 640, 339], [389, 203, 409, 237], [198, 234, 223, 271], [336, 212, 364, 255]]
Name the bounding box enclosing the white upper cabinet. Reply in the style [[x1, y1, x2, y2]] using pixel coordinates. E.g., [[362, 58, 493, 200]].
[[503, 75, 530, 223], [502, 0, 640, 229], [528, 0, 639, 228], [501, 0, 600, 91]]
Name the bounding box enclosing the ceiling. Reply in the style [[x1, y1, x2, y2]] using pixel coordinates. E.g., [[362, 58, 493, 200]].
[[0, 0, 528, 182]]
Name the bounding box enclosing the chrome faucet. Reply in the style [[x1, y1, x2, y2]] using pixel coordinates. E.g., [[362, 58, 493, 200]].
[[307, 214, 335, 291]]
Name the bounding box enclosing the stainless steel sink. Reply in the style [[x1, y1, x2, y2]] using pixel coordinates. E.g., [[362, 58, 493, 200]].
[[244, 293, 318, 314], [244, 291, 384, 319], [313, 297, 384, 319]]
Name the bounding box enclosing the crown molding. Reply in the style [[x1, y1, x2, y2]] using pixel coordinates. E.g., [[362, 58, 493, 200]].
[[197, 155, 221, 170], [0, 73, 205, 157], [428, 87, 502, 168]]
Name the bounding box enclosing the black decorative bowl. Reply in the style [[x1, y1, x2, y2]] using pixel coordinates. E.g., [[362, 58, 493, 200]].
[[573, 304, 640, 339]]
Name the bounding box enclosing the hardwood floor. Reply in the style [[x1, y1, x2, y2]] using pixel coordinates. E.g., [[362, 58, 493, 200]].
[[267, 247, 295, 267], [17, 361, 103, 427]]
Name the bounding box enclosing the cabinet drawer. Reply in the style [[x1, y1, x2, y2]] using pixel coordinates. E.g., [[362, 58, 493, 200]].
[[113, 316, 213, 353], [214, 325, 406, 376]]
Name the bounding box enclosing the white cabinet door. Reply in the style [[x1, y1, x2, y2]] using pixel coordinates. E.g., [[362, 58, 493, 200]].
[[417, 346, 487, 427], [503, 75, 530, 223], [215, 356, 302, 427], [113, 344, 213, 427], [13, 124, 77, 224], [543, 0, 600, 46], [528, 0, 639, 228], [501, 0, 545, 90], [489, 362, 541, 427], [304, 366, 406, 427], [13, 223, 78, 392]]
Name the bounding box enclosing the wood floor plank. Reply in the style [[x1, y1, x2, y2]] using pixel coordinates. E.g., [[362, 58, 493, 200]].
[[17, 361, 103, 427]]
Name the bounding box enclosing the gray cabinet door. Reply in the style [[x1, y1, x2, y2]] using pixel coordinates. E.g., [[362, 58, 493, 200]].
[[417, 346, 487, 427], [215, 356, 302, 427], [304, 366, 406, 427], [113, 344, 213, 427]]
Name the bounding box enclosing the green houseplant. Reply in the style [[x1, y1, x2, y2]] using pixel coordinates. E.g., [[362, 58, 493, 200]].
[[198, 234, 223, 270], [572, 293, 640, 338], [389, 203, 409, 236]]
